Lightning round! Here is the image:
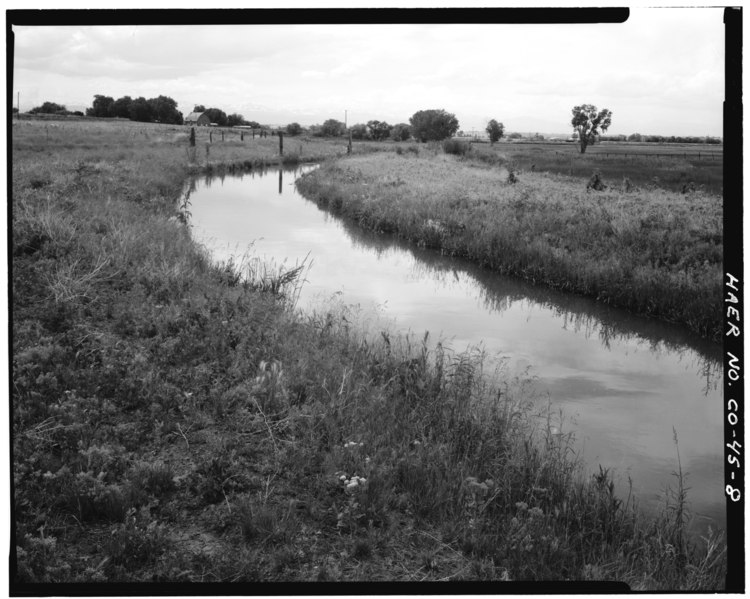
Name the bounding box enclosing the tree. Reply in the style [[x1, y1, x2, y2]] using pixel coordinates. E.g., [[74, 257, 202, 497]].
[[349, 123, 369, 140], [204, 108, 228, 127], [409, 109, 459, 142], [321, 119, 346, 137], [112, 96, 133, 119], [367, 120, 392, 141], [29, 101, 67, 114], [129, 97, 154, 122], [286, 122, 303, 136], [246, 121, 261, 129], [149, 95, 182, 124], [571, 104, 612, 154], [485, 119, 505, 144], [227, 113, 246, 127], [391, 123, 411, 141], [193, 105, 206, 113], [87, 94, 115, 118]]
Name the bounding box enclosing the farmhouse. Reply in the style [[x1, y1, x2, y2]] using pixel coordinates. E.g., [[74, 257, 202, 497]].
[[185, 111, 210, 126]]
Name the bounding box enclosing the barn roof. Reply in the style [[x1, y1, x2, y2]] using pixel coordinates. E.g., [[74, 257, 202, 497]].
[[185, 111, 206, 121]]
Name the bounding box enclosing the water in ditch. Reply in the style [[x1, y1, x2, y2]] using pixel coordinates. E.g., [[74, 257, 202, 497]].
[[185, 164, 724, 534]]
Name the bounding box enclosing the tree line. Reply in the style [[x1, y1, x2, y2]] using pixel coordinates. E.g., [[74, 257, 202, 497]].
[[85, 97, 261, 128], [601, 133, 722, 145], [86, 94, 184, 124], [23, 98, 720, 150], [302, 109, 462, 143], [27, 102, 84, 117]]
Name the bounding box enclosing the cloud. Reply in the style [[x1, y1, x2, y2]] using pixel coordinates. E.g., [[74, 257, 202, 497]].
[[11, 10, 726, 136]]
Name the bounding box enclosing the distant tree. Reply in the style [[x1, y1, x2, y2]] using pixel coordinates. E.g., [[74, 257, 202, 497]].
[[193, 105, 206, 113], [86, 94, 115, 118], [626, 133, 642, 142], [349, 123, 369, 140], [391, 123, 411, 141], [367, 120, 393, 141], [72, 111, 84, 116], [321, 119, 346, 137], [508, 132, 523, 140], [485, 119, 505, 144], [12, 107, 18, 114], [30, 101, 67, 114], [227, 113, 246, 127], [571, 104, 612, 154], [409, 109, 459, 142], [203, 108, 228, 127], [286, 122, 303, 136], [129, 97, 154, 122], [149, 95, 183, 124], [112, 96, 133, 119], [245, 121, 261, 129]]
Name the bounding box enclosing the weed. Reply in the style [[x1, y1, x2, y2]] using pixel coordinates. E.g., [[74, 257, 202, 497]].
[[237, 498, 296, 546], [104, 508, 169, 579]]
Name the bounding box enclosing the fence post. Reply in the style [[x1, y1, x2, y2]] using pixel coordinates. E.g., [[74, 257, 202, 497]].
[[348, 131, 352, 154], [190, 127, 195, 147], [209, 130, 213, 143], [241, 131, 244, 141], [252, 129, 255, 139], [279, 131, 284, 156]]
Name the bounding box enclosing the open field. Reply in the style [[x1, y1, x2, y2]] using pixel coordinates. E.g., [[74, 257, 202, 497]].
[[11, 119, 726, 588], [297, 149, 723, 341], [466, 141, 723, 196], [10, 118, 362, 169]]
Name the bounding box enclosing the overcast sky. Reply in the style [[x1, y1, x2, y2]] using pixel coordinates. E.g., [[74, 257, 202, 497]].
[[11, 6, 726, 137]]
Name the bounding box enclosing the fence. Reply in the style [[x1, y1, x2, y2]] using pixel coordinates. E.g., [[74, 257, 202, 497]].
[[554, 151, 721, 161]]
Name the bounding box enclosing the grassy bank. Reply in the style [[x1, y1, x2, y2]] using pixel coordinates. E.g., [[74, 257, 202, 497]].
[[12, 121, 725, 588], [296, 150, 723, 341]]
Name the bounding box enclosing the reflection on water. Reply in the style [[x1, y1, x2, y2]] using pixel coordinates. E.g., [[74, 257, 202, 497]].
[[185, 165, 725, 533]]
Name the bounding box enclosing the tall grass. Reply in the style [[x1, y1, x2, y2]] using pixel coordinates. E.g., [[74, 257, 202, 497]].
[[11, 120, 726, 587], [474, 142, 723, 195], [296, 152, 723, 341]]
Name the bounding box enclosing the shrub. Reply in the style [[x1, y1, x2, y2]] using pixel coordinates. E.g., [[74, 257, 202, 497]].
[[285, 122, 303, 136], [349, 123, 369, 140], [442, 138, 471, 156], [409, 109, 459, 142], [392, 123, 411, 142]]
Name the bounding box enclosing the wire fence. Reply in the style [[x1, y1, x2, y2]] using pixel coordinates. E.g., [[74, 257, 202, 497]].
[[553, 151, 722, 161]]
